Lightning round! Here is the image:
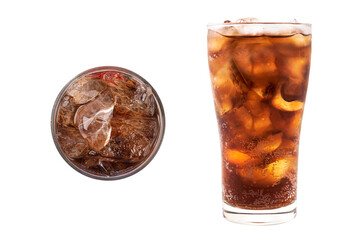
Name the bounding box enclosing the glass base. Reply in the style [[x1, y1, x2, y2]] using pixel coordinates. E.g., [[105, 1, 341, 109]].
[[223, 201, 296, 225]]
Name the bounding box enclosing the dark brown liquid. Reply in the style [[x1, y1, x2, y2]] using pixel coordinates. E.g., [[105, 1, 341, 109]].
[[208, 31, 311, 209]]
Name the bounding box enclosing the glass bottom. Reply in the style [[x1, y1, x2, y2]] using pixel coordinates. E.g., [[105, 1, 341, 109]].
[[223, 201, 296, 225]]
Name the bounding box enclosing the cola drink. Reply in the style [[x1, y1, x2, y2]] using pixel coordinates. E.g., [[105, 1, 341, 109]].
[[207, 21, 311, 224], [52, 67, 165, 180]]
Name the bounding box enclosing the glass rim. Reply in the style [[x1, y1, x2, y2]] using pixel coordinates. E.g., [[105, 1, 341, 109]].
[[51, 66, 166, 181], [207, 21, 311, 36], [207, 22, 311, 28]]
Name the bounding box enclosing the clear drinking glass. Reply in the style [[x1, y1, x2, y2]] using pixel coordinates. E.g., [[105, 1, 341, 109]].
[[207, 21, 311, 225]]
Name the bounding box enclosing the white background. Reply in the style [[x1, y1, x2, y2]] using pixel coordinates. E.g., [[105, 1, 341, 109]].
[[1, 0, 359, 239]]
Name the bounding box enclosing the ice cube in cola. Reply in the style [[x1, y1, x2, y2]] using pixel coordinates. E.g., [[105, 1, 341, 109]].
[[52, 67, 165, 179], [208, 22, 311, 212]]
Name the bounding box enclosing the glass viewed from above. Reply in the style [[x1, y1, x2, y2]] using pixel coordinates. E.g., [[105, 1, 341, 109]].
[[52, 67, 165, 180]]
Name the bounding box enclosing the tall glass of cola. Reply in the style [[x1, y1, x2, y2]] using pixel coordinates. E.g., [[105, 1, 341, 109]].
[[207, 20, 311, 225]]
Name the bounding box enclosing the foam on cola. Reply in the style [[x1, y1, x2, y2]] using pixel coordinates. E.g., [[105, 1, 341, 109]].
[[52, 67, 164, 179], [208, 23, 311, 209]]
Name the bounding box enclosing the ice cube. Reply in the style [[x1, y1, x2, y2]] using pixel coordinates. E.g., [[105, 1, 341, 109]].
[[255, 132, 283, 153], [207, 30, 231, 54], [291, 33, 311, 48], [208, 37, 232, 77], [244, 94, 273, 134], [74, 89, 115, 152], [233, 38, 277, 83], [230, 60, 252, 90], [253, 113, 272, 133], [56, 127, 89, 159], [237, 106, 253, 130], [212, 65, 241, 115], [68, 77, 106, 104], [82, 156, 133, 176], [232, 135, 259, 152], [56, 95, 76, 127], [222, 106, 253, 133], [232, 44, 253, 79], [106, 74, 156, 118], [285, 57, 309, 85], [273, 34, 311, 57], [112, 86, 157, 119], [268, 157, 296, 180], [100, 117, 159, 162], [224, 149, 251, 167], [237, 157, 295, 187], [272, 83, 304, 111], [251, 47, 277, 76]]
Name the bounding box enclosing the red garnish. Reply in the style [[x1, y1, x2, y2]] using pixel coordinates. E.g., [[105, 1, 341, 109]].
[[103, 72, 119, 87]]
